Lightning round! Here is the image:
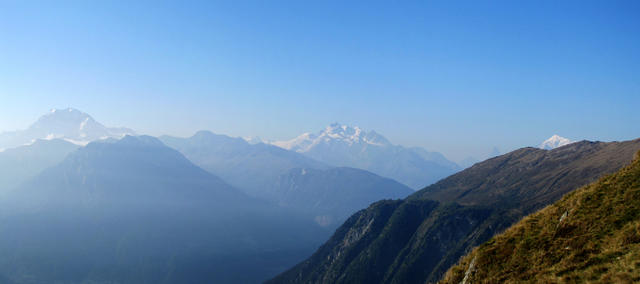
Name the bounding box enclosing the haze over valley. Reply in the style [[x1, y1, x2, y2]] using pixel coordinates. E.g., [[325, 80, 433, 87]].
[[2, 1, 639, 283]]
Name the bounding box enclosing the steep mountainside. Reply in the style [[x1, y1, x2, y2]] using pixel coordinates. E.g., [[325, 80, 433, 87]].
[[0, 136, 328, 284], [272, 123, 460, 189], [269, 167, 413, 226], [0, 108, 134, 149], [0, 139, 79, 194], [268, 139, 640, 284], [417, 140, 640, 210], [160, 131, 328, 198], [442, 151, 640, 284]]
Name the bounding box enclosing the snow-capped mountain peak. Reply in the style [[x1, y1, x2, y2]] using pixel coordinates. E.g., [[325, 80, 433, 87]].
[[320, 123, 391, 147], [539, 134, 574, 150], [323, 123, 363, 143], [0, 108, 136, 149], [243, 136, 269, 145], [271, 132, 318, 151], [270, 123, 460, 189], [272, 123, 390, 152]]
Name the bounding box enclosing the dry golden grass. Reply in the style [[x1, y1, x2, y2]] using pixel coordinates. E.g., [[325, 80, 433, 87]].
[[441, 152, 640, 284]]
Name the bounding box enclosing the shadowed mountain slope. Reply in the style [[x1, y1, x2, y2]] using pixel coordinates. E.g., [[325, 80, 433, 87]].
[[268, 139, 640, 284], [161, 131, 414, 228], [441, 151, 640, 284], [160, 131, 328, 199], [269, 167, 413, 226], [0, 139, 79, 194], [0, 136, 328, 284], [417, 140, 640, 211]]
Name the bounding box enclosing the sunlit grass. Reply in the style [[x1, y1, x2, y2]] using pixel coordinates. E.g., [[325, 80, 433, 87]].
[[441, 152, 640, 283]]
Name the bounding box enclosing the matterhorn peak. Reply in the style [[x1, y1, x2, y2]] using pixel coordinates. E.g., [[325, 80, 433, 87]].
[[539, 134, 574, 150]]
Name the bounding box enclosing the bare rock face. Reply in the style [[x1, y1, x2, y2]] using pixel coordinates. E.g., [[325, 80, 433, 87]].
[[460, 256, 476, 284]]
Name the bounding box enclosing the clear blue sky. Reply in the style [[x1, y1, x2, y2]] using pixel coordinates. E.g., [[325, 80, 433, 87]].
[[1, 0, 639, 161]]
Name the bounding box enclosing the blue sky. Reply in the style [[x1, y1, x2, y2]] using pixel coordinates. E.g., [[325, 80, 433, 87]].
[[1, 0, 639, 161]]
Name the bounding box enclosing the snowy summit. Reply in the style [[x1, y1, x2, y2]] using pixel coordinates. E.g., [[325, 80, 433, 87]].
[[539, 134, 574, 150], [270, 123, 460, 189], [272, 123, 391, 152], [0, 108, 136, 149]]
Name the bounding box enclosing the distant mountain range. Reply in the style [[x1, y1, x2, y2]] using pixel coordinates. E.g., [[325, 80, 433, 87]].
[[0, 108, 134, 150], [0, 135, 329, 283], [0, 108, 625, 284], [268, 138, 640, 284], [160, 131, 328, 199], [0, 139, 79, 194], [160, 131, 413, 226], [270, 123, 460, 189], [268, 167, 413, 226], [0, 109, 415, 232]]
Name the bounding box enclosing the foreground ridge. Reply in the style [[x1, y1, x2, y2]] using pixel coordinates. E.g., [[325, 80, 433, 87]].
[[268, 139, 640, 284], [441, 151, 640, 283]]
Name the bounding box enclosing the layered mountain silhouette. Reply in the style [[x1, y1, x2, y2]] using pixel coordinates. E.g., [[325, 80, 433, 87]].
[[272, 123, 460, 189], [161, 131, 414, 227], [268, 138, 640, 284], [0, 108, 134, 150], [442, 150, 640, 283], [0, 136, 329, 283], [0, 139, 79, 194], [160, 131, 328, 198], [2, 108, 631, 284], [268, 167, 413, 226]]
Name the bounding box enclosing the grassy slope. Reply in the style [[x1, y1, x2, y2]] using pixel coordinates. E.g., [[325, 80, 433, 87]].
[[269, 140, 640, 284], [441, 152, 640, 284]]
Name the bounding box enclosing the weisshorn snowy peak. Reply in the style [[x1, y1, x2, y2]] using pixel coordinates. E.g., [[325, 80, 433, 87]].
[[539, 134, 574, 150], [0, 108, 135, 150], [271, 123, 460, 189]]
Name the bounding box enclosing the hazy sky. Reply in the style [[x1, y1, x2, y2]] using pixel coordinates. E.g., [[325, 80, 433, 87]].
[[1, 0, 639, 161]]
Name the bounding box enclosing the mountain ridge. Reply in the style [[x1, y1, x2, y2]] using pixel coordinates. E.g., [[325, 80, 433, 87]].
[[0, 108, 135, 150], [441, 150, 640, 283], [269, 166, 413, 226], [0, 138, 79, 194], [160, 131, 414, 227], [268, 138, 640, 284], [0, 135, 329, 283], [270, 123, 460, 189], [159, 130, 328, 198]]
